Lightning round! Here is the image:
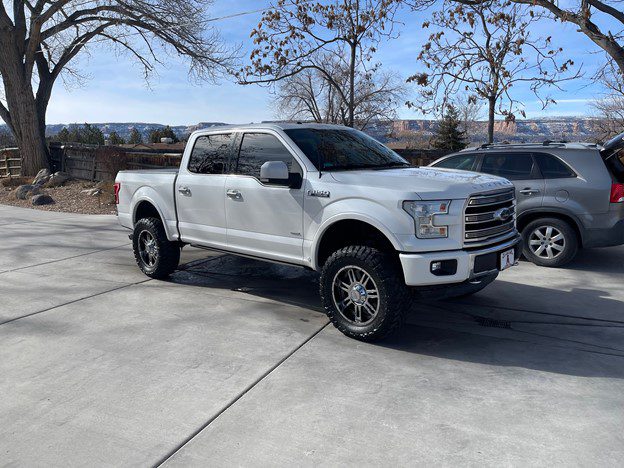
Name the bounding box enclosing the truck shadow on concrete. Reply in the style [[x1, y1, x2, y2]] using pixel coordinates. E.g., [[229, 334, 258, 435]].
[[172, 254, 624, 379]]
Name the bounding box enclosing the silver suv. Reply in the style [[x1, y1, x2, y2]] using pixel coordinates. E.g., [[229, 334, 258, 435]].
[[430, 134, 624, 267]]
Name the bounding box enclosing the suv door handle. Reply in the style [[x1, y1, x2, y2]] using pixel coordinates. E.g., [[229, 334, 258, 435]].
[[178, 186, 192, 196], [519, 188, 540, 196], [226, 189, 242, 200]]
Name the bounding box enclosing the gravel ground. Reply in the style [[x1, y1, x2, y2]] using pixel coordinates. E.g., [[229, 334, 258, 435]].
[[0, 179, 117, 215]]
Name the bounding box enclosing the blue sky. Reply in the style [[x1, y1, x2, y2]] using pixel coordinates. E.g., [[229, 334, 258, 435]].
[[45, 0, 614, 125]]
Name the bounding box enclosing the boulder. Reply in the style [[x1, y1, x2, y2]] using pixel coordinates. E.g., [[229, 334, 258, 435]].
[[32, 169, 51, 186], [45, 171, 71, 188], [32, 194, 55, 206], [15, 184, 41, 200]]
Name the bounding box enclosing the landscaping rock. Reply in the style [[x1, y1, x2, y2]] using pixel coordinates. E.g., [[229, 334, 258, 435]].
[[45, 171, 71, 188], [81, 188, 103, 196], [32, 194, 55, 206], [32, 169, 51, 186], [15, 184, 41, 200]]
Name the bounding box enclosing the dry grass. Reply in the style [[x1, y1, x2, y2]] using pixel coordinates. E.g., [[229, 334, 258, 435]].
[[0, 176, 31, 188], [0, 179, 117, 215]]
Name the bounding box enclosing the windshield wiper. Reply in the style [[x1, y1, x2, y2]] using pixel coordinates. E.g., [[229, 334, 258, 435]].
[[371, 162, 412, 170]]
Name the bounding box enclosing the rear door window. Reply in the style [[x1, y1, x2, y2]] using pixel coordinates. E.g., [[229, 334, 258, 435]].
[[188, 133, 233, 174], [481, 153, 536, 180], [533, 152, 576, 178], [433, 154, 478, 171]]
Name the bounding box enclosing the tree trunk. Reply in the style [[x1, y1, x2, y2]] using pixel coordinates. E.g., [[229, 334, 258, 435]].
[[5, 87, 50, 177], [348, 41, 357, 128], [487, 96, 496, 144]]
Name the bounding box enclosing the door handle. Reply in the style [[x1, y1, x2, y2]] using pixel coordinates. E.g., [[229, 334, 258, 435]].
[[178, 186, 192, 196], [226, 189, 242, 200], [519, 188, 540, 196]]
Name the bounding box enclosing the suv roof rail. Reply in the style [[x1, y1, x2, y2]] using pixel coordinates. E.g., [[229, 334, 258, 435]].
[[464, 141, 599, 151]]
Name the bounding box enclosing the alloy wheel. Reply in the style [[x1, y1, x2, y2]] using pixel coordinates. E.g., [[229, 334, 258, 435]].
[[528, 225, 566, 260], [138, 230, 158, 267], [332, 265, 380, 326]]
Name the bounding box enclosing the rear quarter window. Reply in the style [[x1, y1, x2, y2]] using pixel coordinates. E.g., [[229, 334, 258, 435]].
[[533, 152, 576, 179]]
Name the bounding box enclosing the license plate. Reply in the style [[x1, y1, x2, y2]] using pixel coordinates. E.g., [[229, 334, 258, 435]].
[[500, 248, 515, 270]]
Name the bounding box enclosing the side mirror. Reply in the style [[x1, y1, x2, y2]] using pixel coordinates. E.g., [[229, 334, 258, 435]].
[[260, 161, 289, 184]]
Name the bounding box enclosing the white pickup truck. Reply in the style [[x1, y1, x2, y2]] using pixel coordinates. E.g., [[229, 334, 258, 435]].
[[115, 123, 521, 341]]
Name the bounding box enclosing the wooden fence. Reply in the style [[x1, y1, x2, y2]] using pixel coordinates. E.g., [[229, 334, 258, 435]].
[[49, 144, 183, 181], [0, 148, 21, 178]]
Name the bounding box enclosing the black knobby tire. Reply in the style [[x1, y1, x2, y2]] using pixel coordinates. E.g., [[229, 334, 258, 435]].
[[133, 217, 180, 279], [521, 217, 579, 267], [319, 246, 410, 341]]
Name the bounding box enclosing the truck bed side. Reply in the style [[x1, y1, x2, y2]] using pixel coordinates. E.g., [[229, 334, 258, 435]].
[[115, 169, 179, 240]]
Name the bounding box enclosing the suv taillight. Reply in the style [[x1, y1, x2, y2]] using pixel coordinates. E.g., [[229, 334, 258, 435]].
[[114, 182, 121, 204], [610, 183, 624, 203]]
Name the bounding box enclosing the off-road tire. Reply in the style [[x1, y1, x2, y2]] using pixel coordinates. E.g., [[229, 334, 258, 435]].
[[521, 217, 578, 268], [133, 217, 180, 279], [320, 246, 410, 341]]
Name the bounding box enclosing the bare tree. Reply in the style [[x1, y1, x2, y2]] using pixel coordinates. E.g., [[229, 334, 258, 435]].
[[592, 67, 624, 141], [273, 50, 405, 129], [453, 94, 483, 138], [0, 1, 233, 175], [504, 0, 624, 80], [408, 0, 578, 143], [239, 0, 403, 128]]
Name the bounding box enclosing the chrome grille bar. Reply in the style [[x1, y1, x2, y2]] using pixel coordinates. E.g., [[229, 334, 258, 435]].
[[464, 188, 516, 246]]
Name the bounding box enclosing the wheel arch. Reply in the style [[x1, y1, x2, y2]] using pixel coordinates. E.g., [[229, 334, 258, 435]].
[[130, 186, 179, 241], [517, 209, 584, 246], [313, 216, 401, 270]]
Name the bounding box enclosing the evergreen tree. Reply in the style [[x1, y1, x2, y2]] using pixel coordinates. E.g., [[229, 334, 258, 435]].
[[79, 123, 105, 145], [149, 125, 179, 143], [128, 128, 144, 145], [433, 105, 466, 152], [108, 131, 126, 145], [55, 127, 71, 142]]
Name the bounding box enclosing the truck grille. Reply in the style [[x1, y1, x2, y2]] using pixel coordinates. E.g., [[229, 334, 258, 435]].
[[464, 188, 516, 246]]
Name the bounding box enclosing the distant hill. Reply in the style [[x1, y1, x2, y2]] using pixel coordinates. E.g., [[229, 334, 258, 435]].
[[0, 117, 608, 145], [42, 122, 229, 141], [368, 117, 605, 145]]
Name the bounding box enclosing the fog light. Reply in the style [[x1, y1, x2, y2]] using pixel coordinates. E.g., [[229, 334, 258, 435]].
[[430, 260, 458, 276]]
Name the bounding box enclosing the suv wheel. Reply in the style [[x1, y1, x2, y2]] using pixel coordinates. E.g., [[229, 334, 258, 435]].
[[521, 217, 578, 267], [133, 217, 180, 279], [320, 246, 409, 341]]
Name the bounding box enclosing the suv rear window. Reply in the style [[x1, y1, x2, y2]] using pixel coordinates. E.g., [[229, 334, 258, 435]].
[[481, 153, 535, 180], [533, 152, 576, 178]]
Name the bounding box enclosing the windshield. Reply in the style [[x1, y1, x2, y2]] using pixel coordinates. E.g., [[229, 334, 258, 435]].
[[284, 128, 409, 171]]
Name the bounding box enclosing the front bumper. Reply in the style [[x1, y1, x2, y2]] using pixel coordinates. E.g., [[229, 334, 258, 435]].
[[399, 235, 522, 286]]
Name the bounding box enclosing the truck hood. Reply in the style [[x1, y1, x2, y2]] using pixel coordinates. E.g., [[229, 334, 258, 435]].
[[329, 167, 513, 199]]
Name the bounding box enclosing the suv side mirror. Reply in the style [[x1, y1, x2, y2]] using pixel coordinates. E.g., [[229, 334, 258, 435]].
[[260, 161, 289, 184]]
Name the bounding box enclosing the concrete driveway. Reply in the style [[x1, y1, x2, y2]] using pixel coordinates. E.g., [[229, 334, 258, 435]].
[[1, 204, 623, 466]]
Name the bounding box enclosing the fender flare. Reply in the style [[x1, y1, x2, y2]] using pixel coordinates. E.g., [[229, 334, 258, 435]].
[[310, 212, 402, 270]]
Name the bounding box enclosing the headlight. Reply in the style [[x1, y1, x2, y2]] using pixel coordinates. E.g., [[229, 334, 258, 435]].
[[403, 200, 450, 239]]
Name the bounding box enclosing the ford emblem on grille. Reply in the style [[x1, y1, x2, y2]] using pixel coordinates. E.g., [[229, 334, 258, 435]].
[[494, 207, 513, 222]]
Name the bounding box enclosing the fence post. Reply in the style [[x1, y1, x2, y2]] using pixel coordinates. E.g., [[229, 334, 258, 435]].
[[90, 151, 97, 181]]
